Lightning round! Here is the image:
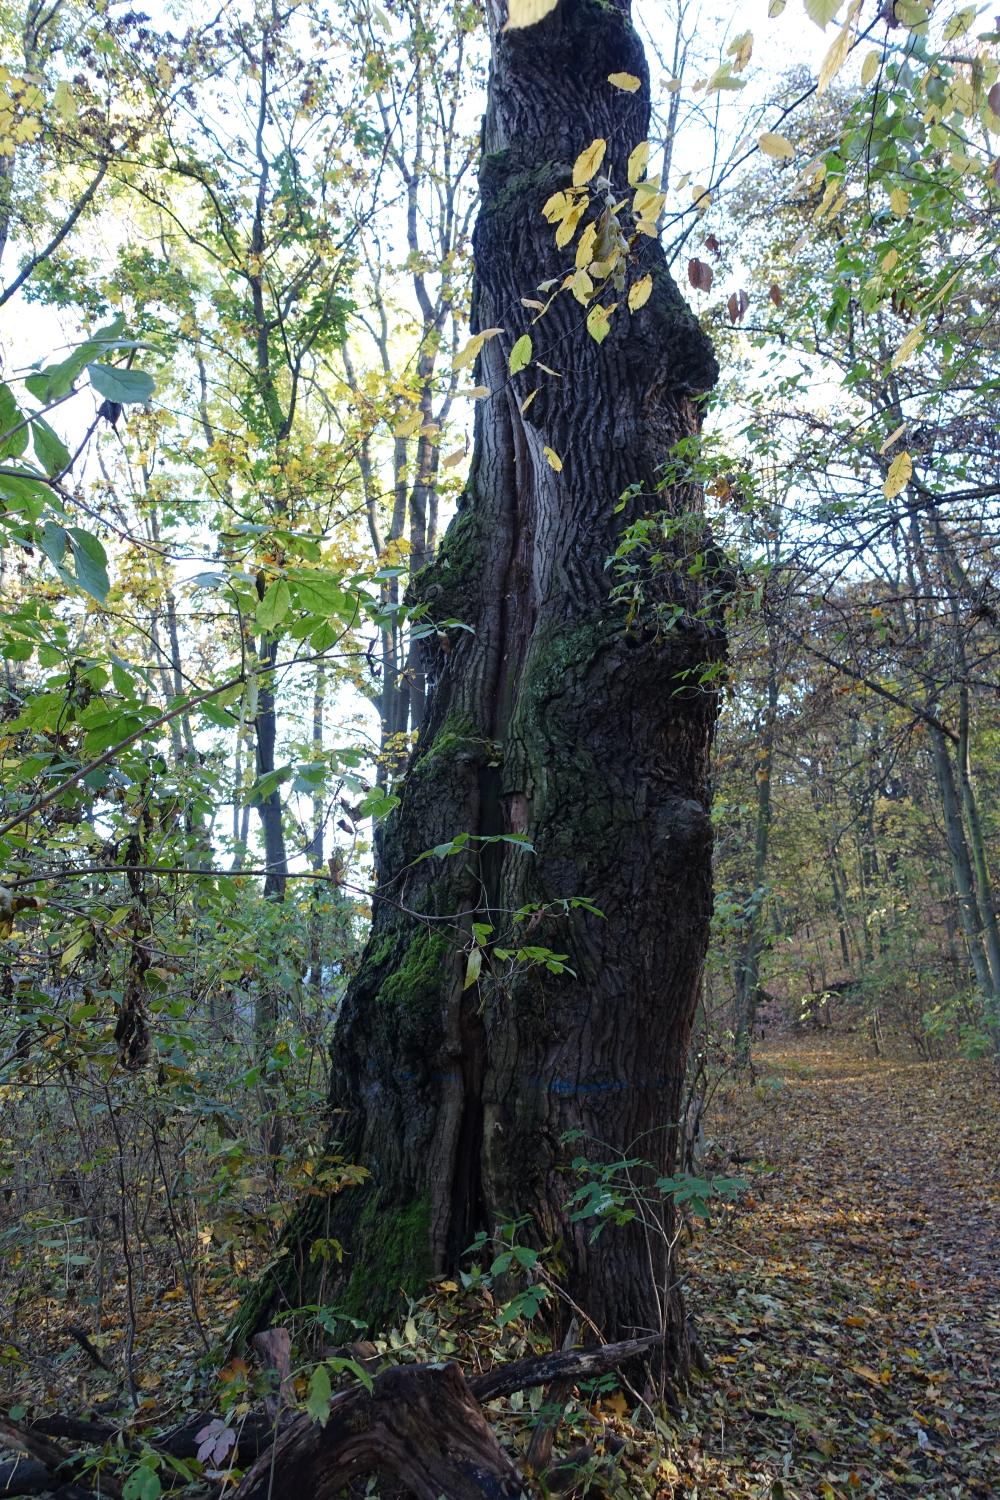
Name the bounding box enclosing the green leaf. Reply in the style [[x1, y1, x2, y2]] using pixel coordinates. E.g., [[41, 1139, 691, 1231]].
[[123, 1466, 161, 1500], [67, 528, 110, 603], [0, 470, 53, 521], [24, 317, 127, 404], [464, 946, 483, 990], [0, 384, 27, 459], [88, 363, 156, 405], [32, 418, 71, 477], [288, 571, 355, 619], [804, 0, 841, 26], [40, 520, 68, 568], [305, 1363, 332, 1424], [255, 579, 291, 632], [509, 334, 533, 375]]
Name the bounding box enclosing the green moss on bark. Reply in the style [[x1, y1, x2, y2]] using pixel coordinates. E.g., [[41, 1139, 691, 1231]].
[[342, 1190, 433, 1322], [377, 928, 450, 1015]]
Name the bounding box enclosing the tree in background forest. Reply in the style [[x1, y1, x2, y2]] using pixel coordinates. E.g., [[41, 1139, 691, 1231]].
[[240, 0, 723, 1377]]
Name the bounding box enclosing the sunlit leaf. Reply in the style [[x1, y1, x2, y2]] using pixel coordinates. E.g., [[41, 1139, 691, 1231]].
[[504, 0, 559, 28], [607, 72, 641, 93], [542, 445, 562, 471], [883, 451, 912, 498], [759, 132, 795, 160], [572, 138, 607, 187], [628, 273, 653, 311], [805, 0, 841, 28], [627, 141, 651, 187], [891, 327, 923, 369], [509, 334, 533, 374], [586, 304, 613, 343], [817, 0, 859, 94]]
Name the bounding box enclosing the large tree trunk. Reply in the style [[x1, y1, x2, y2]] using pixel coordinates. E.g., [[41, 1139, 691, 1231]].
[[239, 0, 720, 1376]]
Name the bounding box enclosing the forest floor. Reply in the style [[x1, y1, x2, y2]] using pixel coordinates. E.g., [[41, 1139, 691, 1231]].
[[3, 1031, 998, 1500], [676, 1031, 999, 1500]]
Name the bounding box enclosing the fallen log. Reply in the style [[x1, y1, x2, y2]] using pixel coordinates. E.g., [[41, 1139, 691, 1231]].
[[232, 1362, 525, 1500], [233, 1330, 666, 1500], [0, 1329, 664, 1499]]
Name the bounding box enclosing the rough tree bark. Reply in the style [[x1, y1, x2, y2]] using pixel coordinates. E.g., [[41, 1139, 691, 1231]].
[[239, 0, 721, 1377]]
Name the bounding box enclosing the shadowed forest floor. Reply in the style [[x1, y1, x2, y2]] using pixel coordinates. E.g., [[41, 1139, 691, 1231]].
[[2, 1032, 998, 1499], [679, 1033, 999, 1499]]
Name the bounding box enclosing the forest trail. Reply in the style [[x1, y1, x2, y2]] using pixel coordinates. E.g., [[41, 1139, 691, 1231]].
[[685, 1034, 999, 1499]]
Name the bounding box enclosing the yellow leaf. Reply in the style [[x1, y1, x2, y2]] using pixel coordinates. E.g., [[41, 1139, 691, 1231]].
[[461, 385, 491, 399], [575, 221, 598, 269], [890, 186, 909, 217], [572, 139, 607, 188], [891, 326, 922, 369], [570, 268, 594, 305], [728, 30, 753, 71], [555, 194, 588, 248], [883, 450, 913, 498], [627, 140, 651, 188], [628, 273, 653, 311], [542, 190, 570, 224], [635, 182, 667, 219], [608, 72, 641, 93], [509, 334, 532, 374], [879, 422, 907, 454], [442, 447, 466, 469], [536, 362, 562, 378], [520, 390, 538, 413], [452, 327, 503, 372], [759, 131, 795, 160], [586, 304, 614, 343], [155, 57, 174, 89], [504, 0, 559, 27], [690, 182, 711, 211], [881, 248, 899, 271], [861, 49, 881, 87], [768, 0, 786, 13], [394, 412, 422, 437], [439, 1280, 459, 1293], [818, 0, 859, 94], [542, 445, 562, 471]]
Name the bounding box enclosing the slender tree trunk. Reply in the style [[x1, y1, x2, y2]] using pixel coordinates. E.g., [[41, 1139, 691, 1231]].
[[734, 649, 777, 1061], [929, 726, 998, 1022], [239, 0, 720, 1376], [252, 625, 288, 1168], [956, 685, 1000, 994]]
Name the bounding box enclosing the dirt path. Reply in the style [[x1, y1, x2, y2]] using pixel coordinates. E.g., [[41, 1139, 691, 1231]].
[[682, 1034, 999, 1499]]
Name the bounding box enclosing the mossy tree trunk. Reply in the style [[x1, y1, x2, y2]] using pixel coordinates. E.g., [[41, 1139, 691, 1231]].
[[242, 0, 722, 1377]]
